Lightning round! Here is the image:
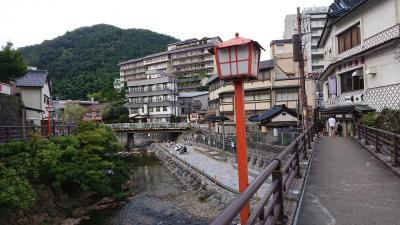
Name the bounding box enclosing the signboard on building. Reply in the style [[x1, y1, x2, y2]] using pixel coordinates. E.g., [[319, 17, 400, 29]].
[[0, 83, 11, 95]]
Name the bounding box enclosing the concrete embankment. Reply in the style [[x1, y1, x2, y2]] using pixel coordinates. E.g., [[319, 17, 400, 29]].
[[150, 143, 237, 210]]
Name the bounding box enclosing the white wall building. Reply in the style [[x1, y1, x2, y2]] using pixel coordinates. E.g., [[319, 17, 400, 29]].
[[318, 0, 400, 135], [125, 70, 178, 123], [15, 70, 52, 124]]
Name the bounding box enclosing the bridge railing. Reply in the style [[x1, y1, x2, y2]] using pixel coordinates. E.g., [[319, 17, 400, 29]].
[[105, 123, 189, 130], [210, 125, 315, 225], [355, 123, 399, 167]]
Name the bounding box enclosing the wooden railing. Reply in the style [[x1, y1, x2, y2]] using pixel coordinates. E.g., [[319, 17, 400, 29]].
[[355, 123, 399, 167], [0, 125, 75, 143], [210, 125, 315, 225]]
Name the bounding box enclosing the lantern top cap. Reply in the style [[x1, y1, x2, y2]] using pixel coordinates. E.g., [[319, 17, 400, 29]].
[[216, 33, 265, 50]]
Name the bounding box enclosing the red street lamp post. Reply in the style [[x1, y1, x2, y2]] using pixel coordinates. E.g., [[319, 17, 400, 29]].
[[214, 33, 264, 224]]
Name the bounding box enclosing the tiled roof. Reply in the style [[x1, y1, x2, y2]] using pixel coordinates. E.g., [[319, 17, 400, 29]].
[[328, 0, 368, 18], [260, 59, 274, 70], [178, 91, 208, 98], [16, 70, 48, 88], [206, 74, 218, 85], [248, 104, 297, 123], [270, 39, 292, 46]]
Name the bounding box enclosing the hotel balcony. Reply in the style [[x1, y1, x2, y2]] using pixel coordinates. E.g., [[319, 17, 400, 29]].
[[126, 89, 175, 98], [171, 51, 210, 60], [173, 65, 213, 74], [127, 75, 174, 87]]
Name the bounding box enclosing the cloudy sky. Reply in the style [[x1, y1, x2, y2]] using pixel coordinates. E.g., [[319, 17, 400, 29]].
[[1, 0, 332, 59]]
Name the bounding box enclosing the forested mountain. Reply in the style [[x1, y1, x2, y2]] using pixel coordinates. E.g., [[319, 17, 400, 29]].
[[19, 24, 178, 99]]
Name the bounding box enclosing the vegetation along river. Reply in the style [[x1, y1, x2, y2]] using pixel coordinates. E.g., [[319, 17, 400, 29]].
[[80, 155, 217, 225]]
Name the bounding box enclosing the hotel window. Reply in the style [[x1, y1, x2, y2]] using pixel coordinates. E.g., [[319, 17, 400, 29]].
[[163, 106, 168, 112], [222, 96, 233, 103], [149, 107, 154, 112], [340, 68, 364, 93], [276, 89, 298, 101], [337, 23, 361, 53], [156, 107, 161, 112]]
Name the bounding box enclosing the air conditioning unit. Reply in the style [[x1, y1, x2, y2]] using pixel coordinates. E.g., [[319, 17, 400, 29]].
[[366, 67, 377, 76]]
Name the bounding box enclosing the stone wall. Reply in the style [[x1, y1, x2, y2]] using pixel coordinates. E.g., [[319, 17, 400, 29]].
[[150, 143, 237, 210]]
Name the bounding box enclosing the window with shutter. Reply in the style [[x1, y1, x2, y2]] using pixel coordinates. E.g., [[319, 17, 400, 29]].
[[337, 23, 361, 53]]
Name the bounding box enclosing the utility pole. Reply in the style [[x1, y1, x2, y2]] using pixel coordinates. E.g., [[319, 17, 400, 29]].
[[297, 7, 308, 130]]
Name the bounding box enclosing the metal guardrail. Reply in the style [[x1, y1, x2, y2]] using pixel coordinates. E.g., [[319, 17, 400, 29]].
[[355, 123, 399, 167], [210, 125, 315, 225], [0, 125, 75, 143], [105, 123, 189, 130]]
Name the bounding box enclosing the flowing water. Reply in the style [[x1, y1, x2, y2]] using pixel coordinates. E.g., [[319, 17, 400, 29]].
[[80, 155, 214, 225]]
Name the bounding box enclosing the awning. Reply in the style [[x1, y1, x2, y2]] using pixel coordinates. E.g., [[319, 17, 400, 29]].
[[354, 105, 375, 113], [320, 105, 375, 114]]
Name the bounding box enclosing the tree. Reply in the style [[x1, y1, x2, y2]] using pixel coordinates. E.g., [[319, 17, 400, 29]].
[[102, 103, 129, 123], [0, 42, 27, 82], [64, 104, 86, 124]]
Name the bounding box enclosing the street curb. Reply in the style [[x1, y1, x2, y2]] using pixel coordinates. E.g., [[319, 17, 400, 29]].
[[291, 135, 319, 225], [352, 136, 400, 178]]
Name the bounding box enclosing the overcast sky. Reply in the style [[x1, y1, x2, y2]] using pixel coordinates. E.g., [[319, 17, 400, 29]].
[[1, 0, 332, 59]]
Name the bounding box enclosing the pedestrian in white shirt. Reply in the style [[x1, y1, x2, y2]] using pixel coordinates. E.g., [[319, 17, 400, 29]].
[[328, 116, 336, 137]]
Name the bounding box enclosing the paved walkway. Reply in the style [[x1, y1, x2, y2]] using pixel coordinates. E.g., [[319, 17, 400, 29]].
[[298, 137, 400, 225], [162, 143, 271, 195]]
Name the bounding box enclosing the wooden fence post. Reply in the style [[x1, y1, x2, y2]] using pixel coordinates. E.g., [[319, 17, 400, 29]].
[[364, 126, 369, 145], [374, 130, 379, 153], [272, 161, 286, 224], [295, 140, 302, 178], [6, 127, 10, 143], [303, 135, 308, 159], [393, 139, 398, 167]]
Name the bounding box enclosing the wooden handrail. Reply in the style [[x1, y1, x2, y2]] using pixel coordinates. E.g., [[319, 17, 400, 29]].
[[356, 123, 399, 167], [210, 125, 314, 225]]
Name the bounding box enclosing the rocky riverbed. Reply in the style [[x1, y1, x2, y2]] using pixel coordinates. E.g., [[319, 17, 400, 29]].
[[79, 157, 218, 225]]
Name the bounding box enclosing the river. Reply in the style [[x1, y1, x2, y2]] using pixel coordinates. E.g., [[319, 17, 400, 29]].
[[80, 155, 216, 225]]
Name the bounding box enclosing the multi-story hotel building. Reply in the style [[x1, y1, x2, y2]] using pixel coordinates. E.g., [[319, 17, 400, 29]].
[[118, 37, 222, 92], [318, 0, 400, 136], [125, 70, 178, 123], [284, 6, 328, 74]]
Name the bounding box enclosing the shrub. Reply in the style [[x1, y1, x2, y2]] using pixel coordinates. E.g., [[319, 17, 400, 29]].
[[0, 167, 36, 209], [0, 121, 129, 212]]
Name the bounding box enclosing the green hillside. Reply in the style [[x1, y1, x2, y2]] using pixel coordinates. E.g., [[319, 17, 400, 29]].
[[19, 24, 178, 99]]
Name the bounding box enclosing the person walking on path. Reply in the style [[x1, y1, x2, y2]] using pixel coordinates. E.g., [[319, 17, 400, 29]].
[[336, 121, 343, 137], [328, 115, 336, 137]]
